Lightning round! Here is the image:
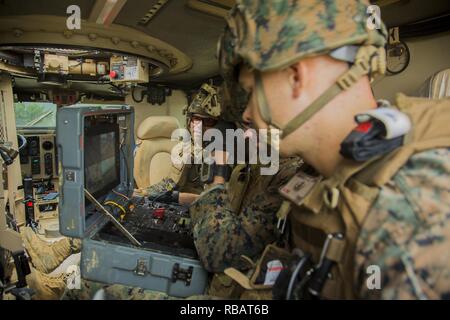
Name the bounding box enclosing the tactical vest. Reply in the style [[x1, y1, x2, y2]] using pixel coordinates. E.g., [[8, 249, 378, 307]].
[[207, 159, 301, 299], [227, 164, 253, 213], [178, 164, 205, 194], [174, 142, 207, 194], [227, 159, 299, 215], [288, 94, 450, 299]]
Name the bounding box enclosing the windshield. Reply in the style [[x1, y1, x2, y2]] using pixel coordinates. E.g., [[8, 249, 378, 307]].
[[14, 103, 128, 129], [14, 102, 57, 128]]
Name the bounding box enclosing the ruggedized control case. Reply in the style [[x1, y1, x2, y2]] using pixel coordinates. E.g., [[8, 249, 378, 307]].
[[57, 106, 208, 297]]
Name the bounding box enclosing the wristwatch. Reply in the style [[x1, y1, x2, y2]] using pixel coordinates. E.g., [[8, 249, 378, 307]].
[[213, 164, 232, 181], [171, 190, 180, 203]]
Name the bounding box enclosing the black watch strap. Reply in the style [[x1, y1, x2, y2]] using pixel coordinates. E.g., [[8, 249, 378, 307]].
[[171, 191, 180, 203], [213, 164, 232, 181]]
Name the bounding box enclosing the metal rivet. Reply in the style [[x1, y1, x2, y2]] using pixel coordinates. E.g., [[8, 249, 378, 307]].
[[158, 49, 168, 56], [63, 31, 73, 39], [13, 29, 23, 37], [111, 37, 120, 45]]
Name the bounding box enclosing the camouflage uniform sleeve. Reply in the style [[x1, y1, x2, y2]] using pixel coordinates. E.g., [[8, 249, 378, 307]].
[[355, 148, 450, 299], [143, 177, 177, 196], [189, 158, 300, 273], [63, 279, 173, 300]]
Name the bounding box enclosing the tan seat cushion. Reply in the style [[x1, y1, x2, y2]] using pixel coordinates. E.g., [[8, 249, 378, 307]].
[[136, 116, 179, 140], [134, 116, 183, 189], [134, 139, 180, 188], [418, 68, 450, 99]]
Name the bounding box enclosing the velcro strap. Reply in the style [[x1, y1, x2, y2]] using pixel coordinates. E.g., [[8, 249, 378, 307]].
[[337, 61, 369, 90], [325, 238, 346, 263], [228, 164, 251, 213], [276, 201, 291, 221], [240, 255, 256, 269], [224, 268, 253, 290]]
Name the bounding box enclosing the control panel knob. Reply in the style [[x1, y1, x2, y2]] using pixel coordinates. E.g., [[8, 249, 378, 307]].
[[42, 141, 54, 151]]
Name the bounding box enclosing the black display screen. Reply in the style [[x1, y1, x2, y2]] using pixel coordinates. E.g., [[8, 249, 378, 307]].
[[84, 122, 120, 198]]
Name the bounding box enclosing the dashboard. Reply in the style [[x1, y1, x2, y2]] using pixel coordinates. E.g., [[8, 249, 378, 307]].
[[18, 130, 58, 180], [17, 130, 60, 227]]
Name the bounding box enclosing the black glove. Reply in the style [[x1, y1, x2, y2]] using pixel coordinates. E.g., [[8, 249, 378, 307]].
[[200, 163, 232, 184], [148, 190, 179, 204], [213, 164, 232, 181]]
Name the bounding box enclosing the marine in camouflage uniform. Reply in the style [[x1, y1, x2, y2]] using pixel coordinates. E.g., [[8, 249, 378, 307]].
[[143, 82, 223, 197], [190, 157, 302, 273], [218, 0, 450, 299], [356, 147, 450, 299]]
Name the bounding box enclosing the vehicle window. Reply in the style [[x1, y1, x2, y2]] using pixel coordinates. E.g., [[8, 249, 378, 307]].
[[14, 102, 57, 128], [75, 104, 127, 109]]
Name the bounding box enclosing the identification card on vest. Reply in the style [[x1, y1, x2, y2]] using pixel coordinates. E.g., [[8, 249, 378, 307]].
[[279, 171, 321, 207]]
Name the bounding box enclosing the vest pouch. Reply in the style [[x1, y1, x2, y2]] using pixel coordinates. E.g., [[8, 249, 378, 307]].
[[250, 244, 294, 288], [207, 273, 245, 299], [223, 244, 301, 300]]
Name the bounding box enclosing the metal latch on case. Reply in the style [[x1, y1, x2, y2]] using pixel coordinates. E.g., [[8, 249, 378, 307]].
[[172, 263, 193, 286]]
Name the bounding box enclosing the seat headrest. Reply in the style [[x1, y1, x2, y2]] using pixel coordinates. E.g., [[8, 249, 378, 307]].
[[419, 68, 450, 99], [137, 116, 180, 140]]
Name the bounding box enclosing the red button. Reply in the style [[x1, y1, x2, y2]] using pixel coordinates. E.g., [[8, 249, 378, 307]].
[[355, 121, 373, 133], [153, 208, 165, 219], [109, 71, 118, 79]]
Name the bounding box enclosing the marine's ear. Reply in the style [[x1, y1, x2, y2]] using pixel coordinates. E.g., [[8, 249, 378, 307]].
[[288, 60, 308, 99]]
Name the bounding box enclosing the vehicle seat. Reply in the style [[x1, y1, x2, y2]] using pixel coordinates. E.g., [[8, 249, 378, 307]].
[[134, 116, 182, 190], [418, 68, 450, 99]]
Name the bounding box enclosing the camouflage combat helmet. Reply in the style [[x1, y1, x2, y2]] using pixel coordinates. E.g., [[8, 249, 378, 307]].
[[218, 0, 388, 139], [186, 83, 222, 119]]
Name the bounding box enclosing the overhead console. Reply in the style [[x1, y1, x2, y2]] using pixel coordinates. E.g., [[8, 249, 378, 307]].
[[2, 47, 161, 87], [2, 47, 177, 106], [0, 15, 192, 89], [0, 15, 193, 106]]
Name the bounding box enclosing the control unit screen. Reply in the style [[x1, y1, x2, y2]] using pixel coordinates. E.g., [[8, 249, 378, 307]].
[[84, 122, 120, 198]]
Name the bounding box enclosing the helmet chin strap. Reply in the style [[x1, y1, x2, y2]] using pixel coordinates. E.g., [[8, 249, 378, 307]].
[[254, 71, 282, 131], [254, 45, 384, 140]]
